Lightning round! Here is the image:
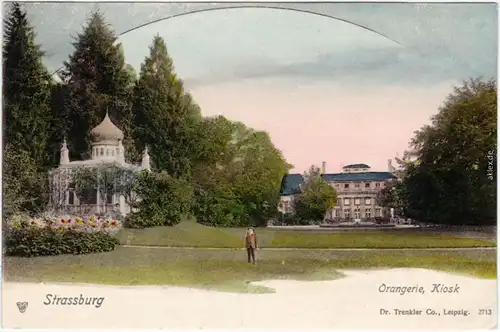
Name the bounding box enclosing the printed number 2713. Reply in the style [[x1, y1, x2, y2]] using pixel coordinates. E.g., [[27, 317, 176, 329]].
[[478, 309, 493, 315]]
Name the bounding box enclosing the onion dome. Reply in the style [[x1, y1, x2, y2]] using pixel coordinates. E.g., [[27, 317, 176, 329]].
[[90, 112, 124, 143]]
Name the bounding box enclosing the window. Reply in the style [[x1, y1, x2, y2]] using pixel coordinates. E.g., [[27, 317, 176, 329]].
[[354, 208, 361, 219], [106, 191, 113, 204], [111, 150, 114, 156], [344, 209, 351, 219], [344, 183, 349, 189], [343, 198, 350, 205], [365, 198, 371, 205], [355, 183, 360, 188], [365, 209, 371, 218], [280, 201, 292, 214], [68, 191, 75, 205], [106, 149, 109, 156], [334, 209, 340, 217], [100, 148, 104, 156], [79, 189, 97, 205], [375, 208, 382, 217], [337, 198, 342, 205], [365, 183, 370, 188], [354, 198, 361, 205], [375, 182, 380, 188], [335, 184, 340, 188]]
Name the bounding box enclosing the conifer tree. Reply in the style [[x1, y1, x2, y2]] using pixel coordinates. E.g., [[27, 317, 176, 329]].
[[132, 35, 202, 178], [60, 11, 136, 161], [3, 2, 53, 214], [3, 2, 52, 166]]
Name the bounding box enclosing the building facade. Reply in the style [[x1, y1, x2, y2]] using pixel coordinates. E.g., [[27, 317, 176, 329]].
[[49, 112, 151, 217], [278, 161, 396, 220], [322, 163, 396, 220], [277, 173, 304, 215]]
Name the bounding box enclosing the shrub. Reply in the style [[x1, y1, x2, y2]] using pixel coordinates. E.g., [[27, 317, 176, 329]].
[[124, 171, 194, 228], [4, 215, 121, 257], [375, 217, 391, 224], [194, 193, 248, 228]]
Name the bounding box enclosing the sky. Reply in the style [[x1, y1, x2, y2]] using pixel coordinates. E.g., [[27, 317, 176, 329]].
[[21, 2, 498, 173]]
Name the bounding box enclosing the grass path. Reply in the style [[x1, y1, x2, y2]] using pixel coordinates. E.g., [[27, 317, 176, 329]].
[[4, 246, 496, 292], [122, 244, 497, 251]]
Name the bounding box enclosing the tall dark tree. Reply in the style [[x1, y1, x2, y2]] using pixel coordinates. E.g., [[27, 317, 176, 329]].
[[60, 11, 136, 161], [132, 35, 201, 178], [403, 78, 496, 225], [47, 82, 69, 167], [3, 2, 53, 214], [3, 2, 52, 166]]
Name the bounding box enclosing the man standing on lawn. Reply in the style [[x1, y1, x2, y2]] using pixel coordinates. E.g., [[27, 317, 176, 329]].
[[245, 228, 257, 264]]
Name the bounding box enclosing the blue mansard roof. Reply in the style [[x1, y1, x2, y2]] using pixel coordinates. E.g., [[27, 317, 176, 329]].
[[279, 171, 395, 195], [321, 172, 396, 182], [279, 173, 304, 195]]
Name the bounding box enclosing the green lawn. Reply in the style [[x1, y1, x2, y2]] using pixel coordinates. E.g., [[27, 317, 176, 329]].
[[115, 220, 496, 249], [4, 246, 496, 293], [269, 231, 496, 248], [116, 220, 244, 248]]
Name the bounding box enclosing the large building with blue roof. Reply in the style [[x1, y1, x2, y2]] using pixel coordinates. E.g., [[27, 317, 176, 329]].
[[278, 161, 397, 220]]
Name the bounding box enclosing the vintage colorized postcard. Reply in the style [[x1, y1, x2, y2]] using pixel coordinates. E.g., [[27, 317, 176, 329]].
[[1, 1, 497, 330]]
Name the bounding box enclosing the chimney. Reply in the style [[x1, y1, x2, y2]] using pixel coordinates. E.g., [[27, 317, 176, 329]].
[[321, 161, 326, 174], [388, 159, 393, 172]]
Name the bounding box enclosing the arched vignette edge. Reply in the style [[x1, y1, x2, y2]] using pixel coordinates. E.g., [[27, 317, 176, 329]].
[[51, 5, 406, 77]]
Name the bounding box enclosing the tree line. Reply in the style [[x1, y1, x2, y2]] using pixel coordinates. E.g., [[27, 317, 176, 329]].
[[3, 3, 292, 227], [377, 78, 497, 226]]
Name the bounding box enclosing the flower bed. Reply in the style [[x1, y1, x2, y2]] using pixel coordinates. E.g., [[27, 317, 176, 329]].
[[28, 215, 122, 234], [4, 215, 121, 257]]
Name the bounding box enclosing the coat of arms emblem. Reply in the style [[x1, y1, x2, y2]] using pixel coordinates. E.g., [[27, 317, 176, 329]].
[[16, 301, 28, 313]]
